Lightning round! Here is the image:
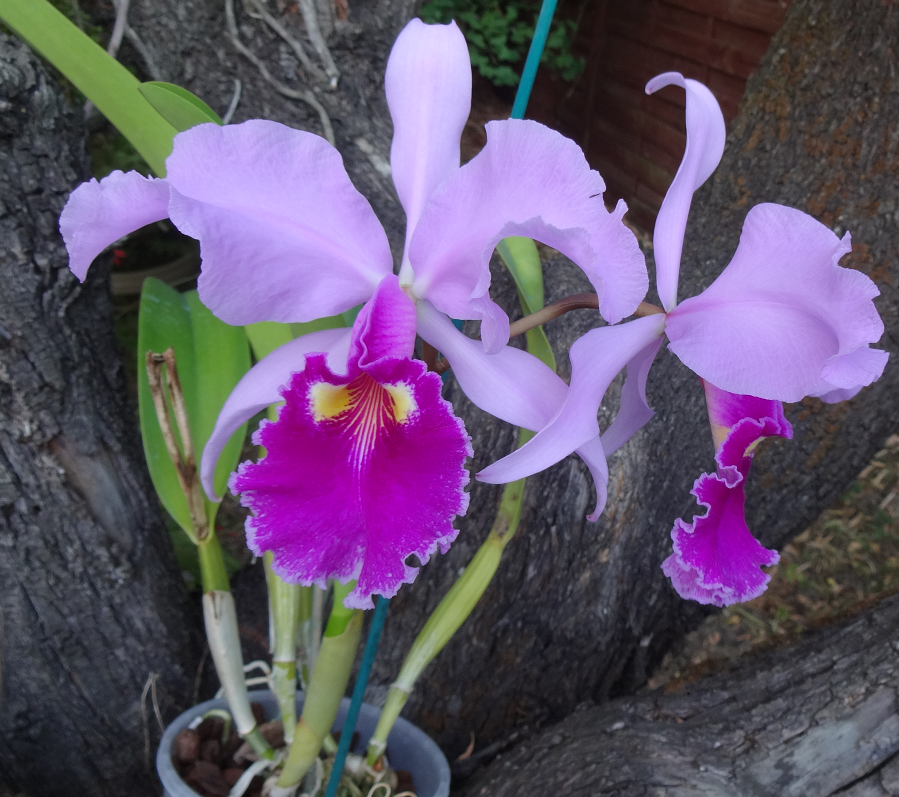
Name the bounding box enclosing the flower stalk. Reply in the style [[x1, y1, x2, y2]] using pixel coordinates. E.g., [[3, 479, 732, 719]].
[[265, 551, 302, 744], [365, 471, 526, 766], [277, 582, 364, 789]]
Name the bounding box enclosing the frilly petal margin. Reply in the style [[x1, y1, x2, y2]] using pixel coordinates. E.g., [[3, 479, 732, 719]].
[[661, 385, 792, 606], [231, 352, 471, 610], [415, 301, 610, 519], [661, 464, 780, 606], [165, 121, 393, 326], [60, 170, 171, 280], [665, 204, 888, 402], [477, 315, 668, 510], [200, 327, 352, 500], [646, 73, 726, 312], [386, 19, 471, 264], [409, 119, 647, 352]]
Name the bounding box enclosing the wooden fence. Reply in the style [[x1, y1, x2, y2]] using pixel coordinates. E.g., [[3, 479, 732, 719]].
[[528, 0, 791, 232]]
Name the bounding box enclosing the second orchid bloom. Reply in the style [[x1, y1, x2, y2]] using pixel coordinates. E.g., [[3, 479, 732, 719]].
[[482, 72, 887, 606]]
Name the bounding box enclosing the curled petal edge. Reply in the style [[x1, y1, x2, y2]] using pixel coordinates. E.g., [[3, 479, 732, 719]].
[[477, 315, 668, 520], [646, 73, 726, 311], [60, 170, 170, 281]]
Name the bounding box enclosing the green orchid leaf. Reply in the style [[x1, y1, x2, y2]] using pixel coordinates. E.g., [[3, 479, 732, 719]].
[[185, 292, 251, 507], [138, 278, 251, 534], [244, 322, 296, 363], [497, 236, 556, 370], [0, 0, 176, 175], [139, 82, 224, 132], [291, 313, 347, 339], [245, 314, 347, 364]]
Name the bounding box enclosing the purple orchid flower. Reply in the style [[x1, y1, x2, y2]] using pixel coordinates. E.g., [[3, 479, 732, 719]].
[[478, 72, 888, 606], [59, 20, 647, 608]]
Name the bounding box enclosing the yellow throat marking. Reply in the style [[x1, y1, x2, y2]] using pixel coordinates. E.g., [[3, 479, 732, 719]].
[[309, 375, 417, 461]]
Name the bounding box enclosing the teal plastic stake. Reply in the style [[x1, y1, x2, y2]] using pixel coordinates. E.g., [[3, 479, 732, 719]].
[[323, 595, 391, 797], [510, 0, 560, 120]]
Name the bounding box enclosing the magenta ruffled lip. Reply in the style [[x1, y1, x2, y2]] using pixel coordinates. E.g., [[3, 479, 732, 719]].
[[230, 277, 472, 610], [232, 348, 471, 610], [662, 387, 792, 607]]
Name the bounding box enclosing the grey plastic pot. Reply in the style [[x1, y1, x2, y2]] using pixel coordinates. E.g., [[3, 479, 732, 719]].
[[156, 689, 450, 797]]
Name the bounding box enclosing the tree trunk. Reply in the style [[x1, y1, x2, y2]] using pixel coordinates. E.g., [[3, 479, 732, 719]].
[[122, 0, 899, 762], [0, 35, 201, 797], [457, 594, 899, 797]]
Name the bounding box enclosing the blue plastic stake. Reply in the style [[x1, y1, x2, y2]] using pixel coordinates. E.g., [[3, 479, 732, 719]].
[[510, 0, 560, 120], [323, 595, 391, 797]]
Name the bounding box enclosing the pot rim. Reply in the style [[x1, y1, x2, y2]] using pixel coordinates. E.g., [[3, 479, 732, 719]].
[[156, 689, 450, 797]]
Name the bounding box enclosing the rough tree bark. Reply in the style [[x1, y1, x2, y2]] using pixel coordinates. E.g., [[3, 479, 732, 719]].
[[0, 35, 201, 797], [458, 594, 899, 797], [117, 0, 899, 761]]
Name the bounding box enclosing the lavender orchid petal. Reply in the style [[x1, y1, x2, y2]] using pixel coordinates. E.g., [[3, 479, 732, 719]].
[[600, 336, 663, 456], [665, 204, 888, 401], [814, 385, 863, 404], [646, 72, 726, 311], [60, 170, 170, 280], [577, 436, 610, 522], [477, 315, 667, 487], [409, 119, 647, 352], [165, 121, 393, 326], [417, 301, 610, 515], [416, 300, 566, 430], [201, 327, 352, 500], [386, 19, 471, 268]]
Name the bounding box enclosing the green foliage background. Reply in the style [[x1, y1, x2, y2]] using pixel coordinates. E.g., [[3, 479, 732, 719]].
[[420, 0, 585, 87]]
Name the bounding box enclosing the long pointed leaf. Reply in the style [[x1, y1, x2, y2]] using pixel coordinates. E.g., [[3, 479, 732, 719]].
[[139, 82, 224, 132]]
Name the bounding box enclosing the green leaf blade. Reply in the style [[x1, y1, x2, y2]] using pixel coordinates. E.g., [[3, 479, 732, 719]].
[[184, 292, 251, 513], [138, 279, 251, 535], [138, 279, 195, 533], [497, 236, 556, 371], [139, 82, 224, 132]]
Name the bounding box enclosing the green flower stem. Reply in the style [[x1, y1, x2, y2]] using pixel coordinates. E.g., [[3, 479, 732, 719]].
[[0, 0, 176, 175], [297, 585, 323, 688], [365, 476, 526, 765], [264, 552, 302, 743], [203, 590, 275, 760], [278, 585, 363, 788], [198, 533, 230, 593]]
